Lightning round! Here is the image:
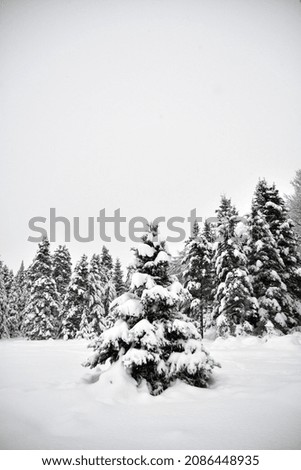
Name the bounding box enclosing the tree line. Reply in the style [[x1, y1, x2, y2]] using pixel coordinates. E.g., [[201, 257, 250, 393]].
[[0, 175, 301, 342], [0, 245, 126, 340]]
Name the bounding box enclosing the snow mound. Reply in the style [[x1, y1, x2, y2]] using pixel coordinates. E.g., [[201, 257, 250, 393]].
[[1, 339, 301, 449], [211, 333, 301, 352], [211, 335, 262, 350], [89, 360, 151, 404], [263, 332, 301, 350]]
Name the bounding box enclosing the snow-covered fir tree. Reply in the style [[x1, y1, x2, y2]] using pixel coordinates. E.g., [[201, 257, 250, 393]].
[[6, 276, 21, 337], [287, 169, 301, 244], [124, 263, 136, 289], [21, 262, 35, 333], [53, 245, 72, 301], [61, 254, 89, 339], [103, 279, 117, 323], [100, 245, 113, 273], [212, 196, 258, 336], [169, 248, 186, 284], [0, 266, 9, 339], [84, 223, 218, 395], [170, 220, 216, 286], [253, 179, 301, 301], [247, 190, 299, 334], [182, 221, 214, 336], [203, 219, 216, 243], [254, 179, 294, 241], [78, 254, 106, 339], [270, 182, 300, 302], [1, 261, 28, 338], [113, 258, 126, 297], [2, 264, 14, 298], [100, 245, 116, 315], [14, 261, 28, 330], [23, 237, 59, 340]]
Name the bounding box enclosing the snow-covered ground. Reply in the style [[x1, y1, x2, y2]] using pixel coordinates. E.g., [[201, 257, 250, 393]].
[[0, 334, 301, 450]]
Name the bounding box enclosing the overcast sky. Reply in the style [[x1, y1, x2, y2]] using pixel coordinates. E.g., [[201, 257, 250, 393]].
[[1, 0, 301, 272]]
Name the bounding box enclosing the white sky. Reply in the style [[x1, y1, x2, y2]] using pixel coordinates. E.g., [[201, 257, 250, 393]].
[[1, 0, 301, 272]]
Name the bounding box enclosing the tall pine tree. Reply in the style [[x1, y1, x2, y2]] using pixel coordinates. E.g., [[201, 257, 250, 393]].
[[212, 196, 258, 336], [0, 266, 9, 339], [6, 275, 21, 338], [101, 246, 113, 273], [287, 169, 301, 244], [113, 258, 126, 297], [78, 254, 106, 339], [23, 238, 59, 340], [15, 261, 28, 331], [2, 265, 14, 298], [53, 245, 72, 300], [100, 246, 116, 315], [248, 182, 299, 333], [61, 254, 89, 339], [182, 221, 214, 336]]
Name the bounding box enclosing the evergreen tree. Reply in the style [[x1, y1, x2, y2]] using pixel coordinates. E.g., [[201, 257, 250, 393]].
[[53, 245, 72, 300], [253, 180, 301, 298], [0, 267, 9, 339], [268, 183, 301, 302], [182, 222, 214, 336], [84, 224, 218, 395], [212, 196, 258, 336], [113, 258, 126, 297], [124, 263, 136, 289], [203, 219, 216, 243], [78, 254, 105, 339], [0, 261, 26, 337], [169, 249, 186, 284], [61, 254, 89, 339], [103, 279, 117, 324], [6, 276, 21, 337], [23, 238, 59, 340], [100, 246, 113, 274], [248, 186, 299, 333], [15, 261, 28, 330], [100, 246, 116, 315], [287, 169, 301, 243], [2, 265, 14, 297]]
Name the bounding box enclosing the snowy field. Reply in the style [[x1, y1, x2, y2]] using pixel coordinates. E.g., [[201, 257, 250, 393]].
[[0, 334, 301, 450]]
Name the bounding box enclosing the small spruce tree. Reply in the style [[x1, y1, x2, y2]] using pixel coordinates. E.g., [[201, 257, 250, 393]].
[[84, 224, 218, 395]]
